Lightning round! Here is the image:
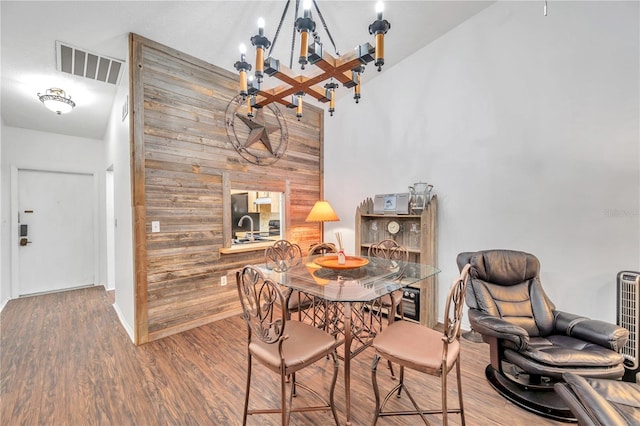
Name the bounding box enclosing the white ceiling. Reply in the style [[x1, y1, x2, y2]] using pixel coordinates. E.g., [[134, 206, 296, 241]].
[[1, 1, 493, 140]]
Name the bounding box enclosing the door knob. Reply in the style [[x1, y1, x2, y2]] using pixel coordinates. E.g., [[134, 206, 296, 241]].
[[19, 237, 31, 246]]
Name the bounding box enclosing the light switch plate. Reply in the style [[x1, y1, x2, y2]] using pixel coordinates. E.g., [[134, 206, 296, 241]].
[[151, 221, 160, 233]]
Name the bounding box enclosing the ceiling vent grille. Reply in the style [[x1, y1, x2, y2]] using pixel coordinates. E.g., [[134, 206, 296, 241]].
[[56, 41, 124, 85]]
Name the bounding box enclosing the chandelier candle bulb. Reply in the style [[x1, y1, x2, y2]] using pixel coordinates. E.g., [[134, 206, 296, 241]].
[[295, 0, 315, 69], [239, 70, 248, 95], [246, 96, 254, 119], [299, 31, 309, 67], [251, 17, 270, 82], [376, 1, 384, 20], [234, 44, 251, 98], [324, 81, 338, 116], [375, 33, 384, 65], [255, 46, 264, 77], [296, 94, 303, 120], [329, 93, 335, 115], [369, 1, 391, 71]]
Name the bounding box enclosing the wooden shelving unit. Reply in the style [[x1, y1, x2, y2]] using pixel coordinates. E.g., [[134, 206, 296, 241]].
[[355, 195, 438, 328]]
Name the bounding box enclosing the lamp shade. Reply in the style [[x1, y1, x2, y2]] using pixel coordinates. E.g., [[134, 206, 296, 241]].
[[305, 200, 340, 222]]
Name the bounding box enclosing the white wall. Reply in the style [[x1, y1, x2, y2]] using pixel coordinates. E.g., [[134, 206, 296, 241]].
[[103, 66, 135, 342], [0, 59, 134, 342], [324, 1, 639, 325], [0, 119, 3, 311], [0, 125, 106, 305]]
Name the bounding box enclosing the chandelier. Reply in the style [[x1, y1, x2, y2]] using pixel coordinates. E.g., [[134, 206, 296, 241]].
[[234, 0, 390, 120], [37, 88, 76, 115]]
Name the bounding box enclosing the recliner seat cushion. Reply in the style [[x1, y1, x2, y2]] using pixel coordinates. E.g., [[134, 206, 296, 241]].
[[505, 349, 625, 379], [519, 336, 625, 368]]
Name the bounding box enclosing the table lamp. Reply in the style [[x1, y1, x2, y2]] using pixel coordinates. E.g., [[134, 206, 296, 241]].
[[305, 200, 340, 243]]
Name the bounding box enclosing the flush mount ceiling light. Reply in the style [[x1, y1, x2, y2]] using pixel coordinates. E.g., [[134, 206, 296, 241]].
[[37, 88, 76, 114], [234, 0, 390, 120]]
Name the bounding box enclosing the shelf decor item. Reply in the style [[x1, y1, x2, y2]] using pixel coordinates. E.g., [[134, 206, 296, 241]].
[[387, 220, 400, 235], [373, 193, 410, 214], [408, 182, 433, 214]]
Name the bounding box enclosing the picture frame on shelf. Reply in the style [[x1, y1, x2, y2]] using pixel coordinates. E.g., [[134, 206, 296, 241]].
[[384, 195, 396, 212], [373, 193, 410, 214]]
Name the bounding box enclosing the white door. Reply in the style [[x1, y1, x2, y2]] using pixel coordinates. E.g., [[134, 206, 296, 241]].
[[17, 169, 95, 295]]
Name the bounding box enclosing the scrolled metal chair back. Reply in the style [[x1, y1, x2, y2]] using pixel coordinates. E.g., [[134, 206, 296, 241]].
[[265, 239, 302, 272], [368, 239, 409, 277], [309, 242, 337, 255], [443, 263, 470, 344], [368, 239, 409, 261], [236, 265, 285, 344]]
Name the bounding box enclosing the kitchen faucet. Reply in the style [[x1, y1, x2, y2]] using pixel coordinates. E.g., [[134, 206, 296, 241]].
[[238, 215, 255, 241]]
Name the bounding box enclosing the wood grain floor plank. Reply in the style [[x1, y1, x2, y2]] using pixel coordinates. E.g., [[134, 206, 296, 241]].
[[1, 286, 566, 425]]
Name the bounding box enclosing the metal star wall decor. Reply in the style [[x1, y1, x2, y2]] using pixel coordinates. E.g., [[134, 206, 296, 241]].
[[235, 108, 279, 154], [225, 95, 289, 165]]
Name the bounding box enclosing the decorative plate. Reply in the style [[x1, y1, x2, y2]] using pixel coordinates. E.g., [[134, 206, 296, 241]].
[[314, 255, 369, 270]]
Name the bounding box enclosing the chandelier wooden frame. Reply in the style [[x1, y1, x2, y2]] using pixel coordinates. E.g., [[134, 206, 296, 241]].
[[253, 42, 374, 109]]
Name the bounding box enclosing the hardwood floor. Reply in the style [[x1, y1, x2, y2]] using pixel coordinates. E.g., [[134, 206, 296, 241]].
[[1, 286, 566, 425]]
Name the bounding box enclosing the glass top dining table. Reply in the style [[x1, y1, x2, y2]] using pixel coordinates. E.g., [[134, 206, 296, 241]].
[[259, 254, 440, 426], [260, 254, 439, 301]]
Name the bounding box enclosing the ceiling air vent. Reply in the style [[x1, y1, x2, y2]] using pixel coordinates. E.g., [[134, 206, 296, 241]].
[[56, 41, 124, 85]]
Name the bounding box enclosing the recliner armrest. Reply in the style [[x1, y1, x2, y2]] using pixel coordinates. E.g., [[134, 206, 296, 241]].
[[554, 310, 588, 334], [468, 308, 529, 351], [554, 310, 629, 351], [553, 311, 629, 352], [570, 318, 629, 352]]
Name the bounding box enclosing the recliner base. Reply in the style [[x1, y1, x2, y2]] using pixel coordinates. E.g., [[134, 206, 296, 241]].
[[485, 364, 577, 423]]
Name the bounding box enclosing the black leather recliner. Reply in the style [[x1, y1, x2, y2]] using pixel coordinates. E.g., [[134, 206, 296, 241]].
[[457, 249, 629, 421]]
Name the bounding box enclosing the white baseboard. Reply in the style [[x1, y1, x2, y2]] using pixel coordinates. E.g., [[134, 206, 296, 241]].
[[112, 301, 135, 343]]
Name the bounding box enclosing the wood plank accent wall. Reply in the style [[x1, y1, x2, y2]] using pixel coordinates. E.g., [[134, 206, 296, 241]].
[[130, 34, 323, 344]]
